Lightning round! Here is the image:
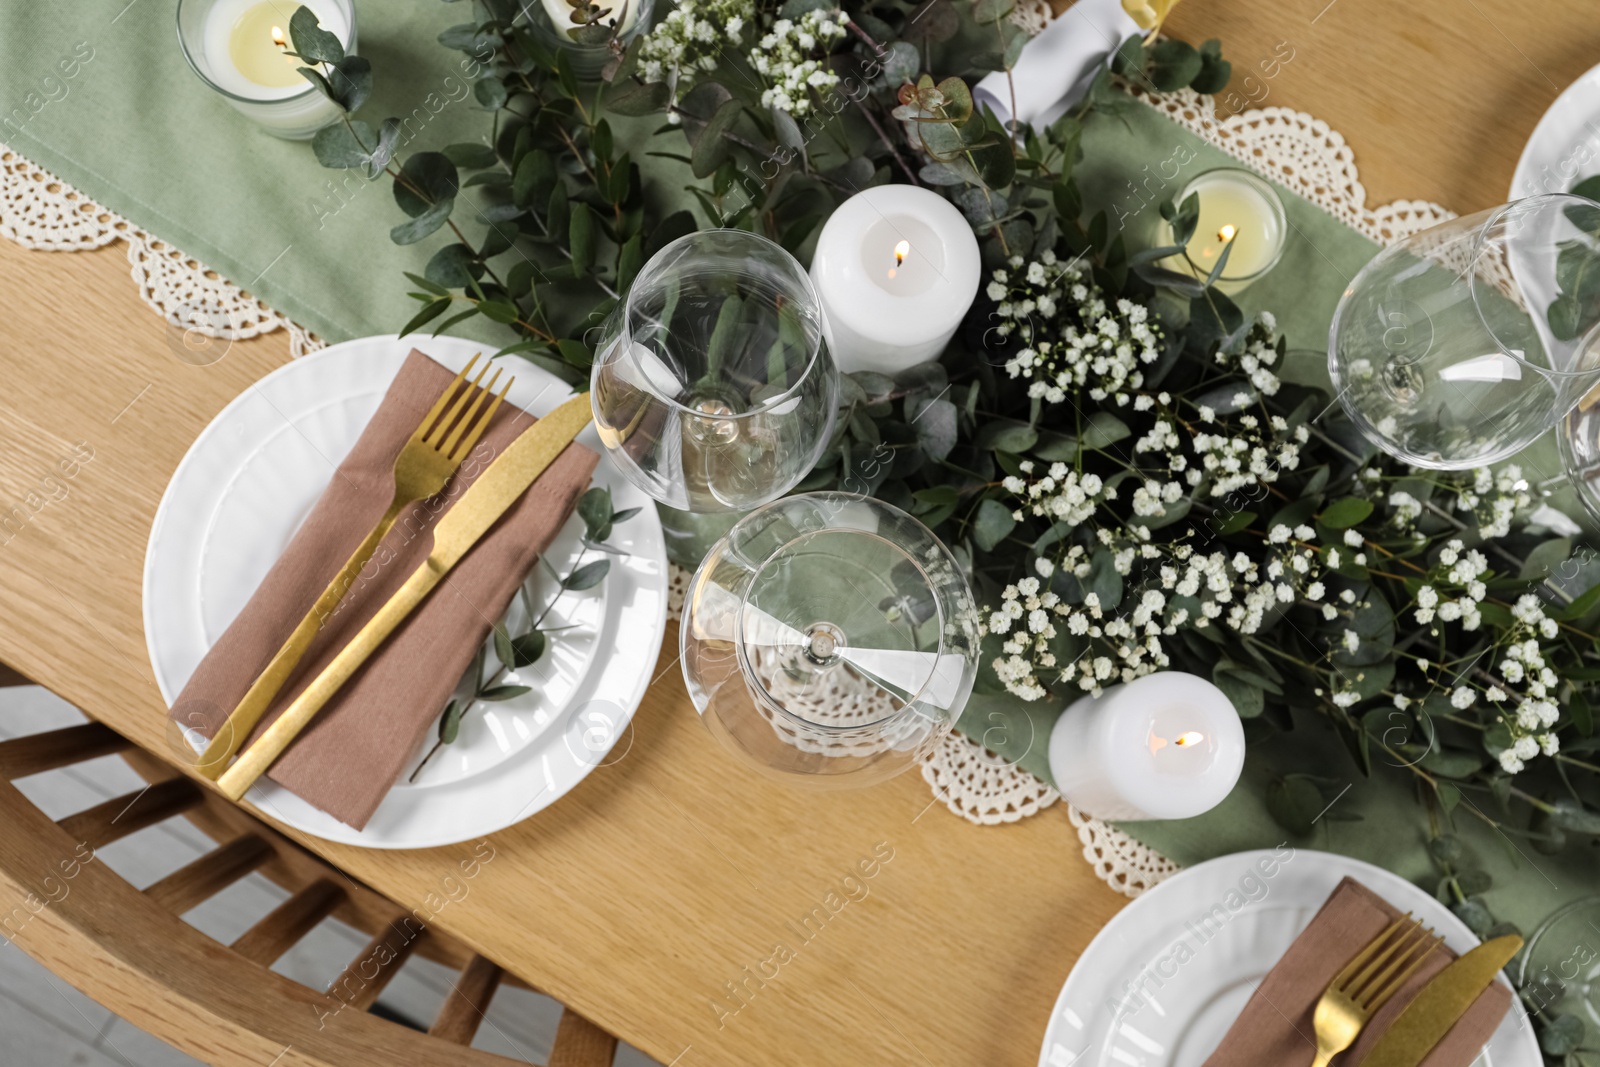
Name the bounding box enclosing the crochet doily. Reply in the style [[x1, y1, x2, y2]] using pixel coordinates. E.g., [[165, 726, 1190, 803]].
[[0, 146, 323, 359], [2, 54, 1453, 897]]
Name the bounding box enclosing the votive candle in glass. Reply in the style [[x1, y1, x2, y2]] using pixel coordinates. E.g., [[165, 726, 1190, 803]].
[[177, 0, 355, 140], [1160, 167, 1287, 294], [809, 185, 981, 375], [1047, 671, 1245, 821]]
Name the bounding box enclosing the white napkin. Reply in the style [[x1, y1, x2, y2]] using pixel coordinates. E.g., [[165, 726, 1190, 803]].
[[972, 0, 1141, 130]]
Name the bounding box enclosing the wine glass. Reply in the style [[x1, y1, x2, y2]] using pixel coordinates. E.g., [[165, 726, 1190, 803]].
[[680, 493, 979, 789], [1328, 194, 1600, 469], [589, 230, 839, 517]]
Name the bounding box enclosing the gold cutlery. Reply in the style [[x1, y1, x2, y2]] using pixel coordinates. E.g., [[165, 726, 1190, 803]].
[[215, 391, 594, 802], [196, 355, 508, 780], [1361, 934, 1523, 1067], [1309, 915, 1444, 1067]]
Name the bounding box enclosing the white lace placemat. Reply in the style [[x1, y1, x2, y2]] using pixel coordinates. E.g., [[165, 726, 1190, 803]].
[[0, 43, 1452, 899], [0, 147, 323, 360]]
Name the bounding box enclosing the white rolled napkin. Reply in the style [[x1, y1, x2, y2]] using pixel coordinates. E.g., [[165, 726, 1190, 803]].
[[972, 0, 1141, 130]]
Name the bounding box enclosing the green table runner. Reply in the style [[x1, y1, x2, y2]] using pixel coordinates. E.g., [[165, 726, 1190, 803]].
[[8, 2, 1594, 935]]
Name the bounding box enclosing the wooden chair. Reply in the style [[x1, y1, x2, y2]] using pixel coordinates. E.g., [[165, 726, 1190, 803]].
[[0, 672, 620, 1067]]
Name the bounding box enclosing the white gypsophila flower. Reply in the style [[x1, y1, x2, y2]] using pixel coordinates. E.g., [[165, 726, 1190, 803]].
[[1453, 464, 1531, 538], [981, 533, 1328, 703], [990, 253, 1164, 405], [748, 10, 846, 117], [638, 0, 758, 102]]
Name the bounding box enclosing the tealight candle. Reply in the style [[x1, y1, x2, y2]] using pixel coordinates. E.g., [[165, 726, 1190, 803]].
[[1048, 671, 1245, 821], [177, 0, 356, 140], [1160, 168, 1287, 294], [810, 185, 981, 375]]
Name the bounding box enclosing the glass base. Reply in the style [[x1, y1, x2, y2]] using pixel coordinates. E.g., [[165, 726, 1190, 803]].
[[656, 502, 740, 569]]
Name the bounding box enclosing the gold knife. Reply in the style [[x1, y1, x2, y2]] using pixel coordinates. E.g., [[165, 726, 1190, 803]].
[[1361, 934, 1523, 1067], [215, 392, 593, 802]]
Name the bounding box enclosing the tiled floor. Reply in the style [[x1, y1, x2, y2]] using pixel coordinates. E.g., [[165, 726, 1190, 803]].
[[1, 685, 660, 1067]]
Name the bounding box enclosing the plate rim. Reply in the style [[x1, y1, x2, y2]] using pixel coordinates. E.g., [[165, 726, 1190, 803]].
[[1036, 847, 1540, 1066], [142, 334, 668, 848], [1510, 59, 1600, 200]]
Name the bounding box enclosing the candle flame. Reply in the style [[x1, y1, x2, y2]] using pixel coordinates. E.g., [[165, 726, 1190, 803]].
[[894, 239, 909, 266], [1217, 224, 1237, 243], [1149, 730, 1207, 753], [271, 25, 287, 48]]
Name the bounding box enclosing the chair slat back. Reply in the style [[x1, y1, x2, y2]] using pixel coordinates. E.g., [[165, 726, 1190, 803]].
[[0, 683, 628, 1067]]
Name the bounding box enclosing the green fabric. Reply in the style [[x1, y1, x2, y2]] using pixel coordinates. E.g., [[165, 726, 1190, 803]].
[[2, 2, 512, 344], [8, 3, 1594, 929]]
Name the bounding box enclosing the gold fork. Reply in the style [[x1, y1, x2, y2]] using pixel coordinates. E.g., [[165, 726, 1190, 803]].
[[195, 355, 510, 779], [1309, 914, 1443, 1067]]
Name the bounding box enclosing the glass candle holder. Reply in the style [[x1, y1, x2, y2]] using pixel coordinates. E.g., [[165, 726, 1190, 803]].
[[681, 493, 980, 789], [528, 0, 655, 82], [1159, 167, 1288, 295], [177, 0, 355, 139]]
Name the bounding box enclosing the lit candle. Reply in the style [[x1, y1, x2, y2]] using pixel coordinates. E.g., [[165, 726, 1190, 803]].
[[1047, 671, 1245, 821], [178, 0, 356, 140], [810, 185, 981, 375], [1160, 167, 1287, 294]]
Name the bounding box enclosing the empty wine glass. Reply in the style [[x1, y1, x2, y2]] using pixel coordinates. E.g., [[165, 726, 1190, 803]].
[[681, 493, 979, 789], [1328, 194, 1600, 469], [589, 229, 839, 514]]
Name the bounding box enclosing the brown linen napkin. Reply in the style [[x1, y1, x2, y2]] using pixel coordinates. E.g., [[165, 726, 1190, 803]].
[[1203, 877, 1512, 1066], [170, 350, 598, 829]]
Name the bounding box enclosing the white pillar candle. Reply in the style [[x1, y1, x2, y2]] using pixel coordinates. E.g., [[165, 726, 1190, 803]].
[[1159, 168, 1287, 295], [178, 0, 356, 140], [1048, 671, 1245, 822], [809, 185, 981, 375]]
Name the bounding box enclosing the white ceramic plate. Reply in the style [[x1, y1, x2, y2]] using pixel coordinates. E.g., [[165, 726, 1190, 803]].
[[1511, 61, 1600, 200], [1037, 849, 1541, 1067], [143, 335, 667, 848]]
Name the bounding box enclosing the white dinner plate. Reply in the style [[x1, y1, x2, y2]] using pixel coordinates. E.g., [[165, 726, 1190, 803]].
[[1037, 849, 1541, 1067], [1511, 61, 1600, 200], [143, 335, 668, 848]]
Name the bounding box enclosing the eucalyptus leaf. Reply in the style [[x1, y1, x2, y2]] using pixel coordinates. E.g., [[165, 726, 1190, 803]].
[[289, 6, 345, 64], [478, 684, 533, 702], [972, 498, 1017, 552], [312, 120, 375, 169], [1265, 775, 1322, 836], [577, 487, 614, 538], [390, 197, 454, 245], [565, 559, 611, 591], [909, 396, 959, 463], [394, 153, 460, 218], [437, 699, 463, 744], [325, 55, 372, 112], [509, 631, 547, 668]]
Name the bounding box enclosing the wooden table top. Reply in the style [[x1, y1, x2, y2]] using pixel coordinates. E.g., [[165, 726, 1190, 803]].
[[1, 1, 1593, 1062]]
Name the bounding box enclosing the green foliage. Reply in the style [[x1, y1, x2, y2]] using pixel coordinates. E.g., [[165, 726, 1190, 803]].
[[410, 487, 640, 781], [309, 3, 1600, 852]]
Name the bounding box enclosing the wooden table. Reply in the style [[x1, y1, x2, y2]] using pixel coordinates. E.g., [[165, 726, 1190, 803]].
[[1, 1, 1594, 1062]]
